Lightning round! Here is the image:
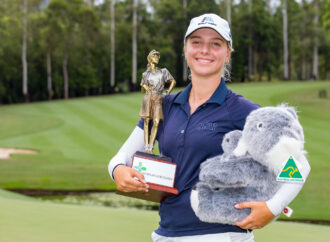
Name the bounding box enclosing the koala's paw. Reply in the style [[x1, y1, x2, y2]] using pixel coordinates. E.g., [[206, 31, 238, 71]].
[[190, 189, 200, 215]]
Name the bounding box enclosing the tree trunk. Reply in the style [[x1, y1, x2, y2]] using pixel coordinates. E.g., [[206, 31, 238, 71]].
[[248, 0, 253, 81], [63, 52, 69, 99], [258, 51, 264, 81], [301, 32, 306, 80], [131, 0, 137, 91], [288, 50, 292, 80], [266, 0, 272, 13], [22, 0, 29, 102], [87, 0, 94, 8], [47, 49, 52, 100], [307, 62, 311, 80], [267, 52, 272, 81], [226, 0, 231, 25], [183, 0, 188, 83], [253, 49, 257, 78], [312, 0, 319, 80], [0, 78, 2, 104], [301, 51, 306, 80], [5, 79, 12, 103], [110, 0, 115, 91], [282, 0, 289, 80]]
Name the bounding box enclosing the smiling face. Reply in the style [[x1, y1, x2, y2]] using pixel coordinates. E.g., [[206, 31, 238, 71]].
[[184, 28, 231, 79]]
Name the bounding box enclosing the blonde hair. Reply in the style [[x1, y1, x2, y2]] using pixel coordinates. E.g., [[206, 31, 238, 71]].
[[223, 42, 233, 82]]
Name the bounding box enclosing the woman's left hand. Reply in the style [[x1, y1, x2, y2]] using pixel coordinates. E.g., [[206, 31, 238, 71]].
[[234, 201, 274, 230]]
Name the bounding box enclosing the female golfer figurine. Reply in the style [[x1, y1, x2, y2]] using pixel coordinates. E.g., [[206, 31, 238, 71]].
[[139, 50, 176, 153]]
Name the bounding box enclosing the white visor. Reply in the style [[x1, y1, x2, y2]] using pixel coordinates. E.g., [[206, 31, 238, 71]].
[[184, 13, 232, 48]]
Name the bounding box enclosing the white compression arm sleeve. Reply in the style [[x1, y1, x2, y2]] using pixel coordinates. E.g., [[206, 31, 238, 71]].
[[108, 126, 145, 180], [266, 155, 311, 216]]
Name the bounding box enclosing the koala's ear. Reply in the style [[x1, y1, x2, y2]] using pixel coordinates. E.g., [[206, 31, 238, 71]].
[[233, 138, 247, 157], [286, 106, 298, 120], [278, 103, 298, 120]]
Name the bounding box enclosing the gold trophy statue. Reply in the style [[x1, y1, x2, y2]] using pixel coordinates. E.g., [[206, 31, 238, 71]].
[[116, 50, 178, 203], [139, 50, 176, 153]]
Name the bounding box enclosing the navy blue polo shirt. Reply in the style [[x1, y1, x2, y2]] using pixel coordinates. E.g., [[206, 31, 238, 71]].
[[138, 79, 259, 237]]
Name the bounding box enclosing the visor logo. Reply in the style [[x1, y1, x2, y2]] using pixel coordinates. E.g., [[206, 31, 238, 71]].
[[199, 17, 216, 26]]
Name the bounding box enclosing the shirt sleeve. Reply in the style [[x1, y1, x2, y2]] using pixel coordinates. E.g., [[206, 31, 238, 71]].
[[141, 72, 147, 85], [162, 68, 174, 83], [266, 155, 311, 215], [108, 126, 145, 180]]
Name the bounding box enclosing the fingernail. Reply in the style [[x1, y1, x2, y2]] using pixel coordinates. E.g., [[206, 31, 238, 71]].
[[235, 204, 239, 208]]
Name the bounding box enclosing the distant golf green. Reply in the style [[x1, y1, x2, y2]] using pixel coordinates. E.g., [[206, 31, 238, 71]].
[[1, 190, 330, 242], [0, 81, 330, 221]]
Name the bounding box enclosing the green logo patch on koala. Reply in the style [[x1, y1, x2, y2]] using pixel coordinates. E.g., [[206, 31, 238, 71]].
[[277, 156, 304, 182]]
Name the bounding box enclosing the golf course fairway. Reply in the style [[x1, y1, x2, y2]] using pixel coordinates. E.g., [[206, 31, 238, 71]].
[[1, 193, 329, 242]]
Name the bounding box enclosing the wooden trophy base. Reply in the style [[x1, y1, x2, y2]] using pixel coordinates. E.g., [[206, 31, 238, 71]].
[[116, 183, 178, 203], [115, 151, 178, 203]]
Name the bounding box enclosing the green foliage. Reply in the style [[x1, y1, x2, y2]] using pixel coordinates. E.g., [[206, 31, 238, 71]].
[[232, 0, 282, 81], [323, 0, 330, 32], [0, 0, 329, 103]]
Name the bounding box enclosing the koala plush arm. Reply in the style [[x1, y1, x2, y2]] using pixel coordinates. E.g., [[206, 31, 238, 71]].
[[266, 155, 311, 216], [200, 157, 265, 188]]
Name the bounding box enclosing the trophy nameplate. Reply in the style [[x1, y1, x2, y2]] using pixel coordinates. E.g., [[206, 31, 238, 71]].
[[116, 151, 178, 203]]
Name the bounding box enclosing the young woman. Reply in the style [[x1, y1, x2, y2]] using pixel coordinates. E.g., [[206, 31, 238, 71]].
[[108, 13, 310, 242]]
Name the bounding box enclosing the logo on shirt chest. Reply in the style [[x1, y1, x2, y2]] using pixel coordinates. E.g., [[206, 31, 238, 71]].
[[197, 122, 218, 131]]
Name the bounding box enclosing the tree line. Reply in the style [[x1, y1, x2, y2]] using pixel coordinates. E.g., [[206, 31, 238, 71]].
[[0, 0, 329, 104]]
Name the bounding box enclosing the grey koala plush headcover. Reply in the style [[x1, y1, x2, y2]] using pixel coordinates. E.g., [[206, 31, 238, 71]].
[[190, 104, 306, 225]]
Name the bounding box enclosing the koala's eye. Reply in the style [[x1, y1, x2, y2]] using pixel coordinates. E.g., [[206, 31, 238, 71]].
[[226, 138, 230, 142], [257, 122, 264, 131]]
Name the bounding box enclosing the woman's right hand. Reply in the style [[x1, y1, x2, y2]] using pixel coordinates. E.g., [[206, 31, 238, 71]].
[[113, 165, 149, 192]]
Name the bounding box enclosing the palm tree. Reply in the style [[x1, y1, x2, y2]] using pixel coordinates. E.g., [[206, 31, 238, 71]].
[[312, 0, 319, 80], [183, 0, 188, 83], [282, 0, 289, 80], [226, 0, 231, 25], [248, 0, 253, 80], [132, 0, 137, 91], [22, 0, 29, 102], [110, 0, 115, 91]]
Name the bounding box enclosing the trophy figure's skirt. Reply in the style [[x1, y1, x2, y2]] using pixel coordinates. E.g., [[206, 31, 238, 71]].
[[139, 93, 164, 121]]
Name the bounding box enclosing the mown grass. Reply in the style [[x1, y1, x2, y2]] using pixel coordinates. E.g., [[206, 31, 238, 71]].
[[1, 190, 330, 242], [0, 94, 143, 190], [0, 81, 329, 221]]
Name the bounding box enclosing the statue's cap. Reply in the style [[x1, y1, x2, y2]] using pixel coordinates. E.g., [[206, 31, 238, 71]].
[[148, 50, 160, 56], [184, 13, 232, 48]]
